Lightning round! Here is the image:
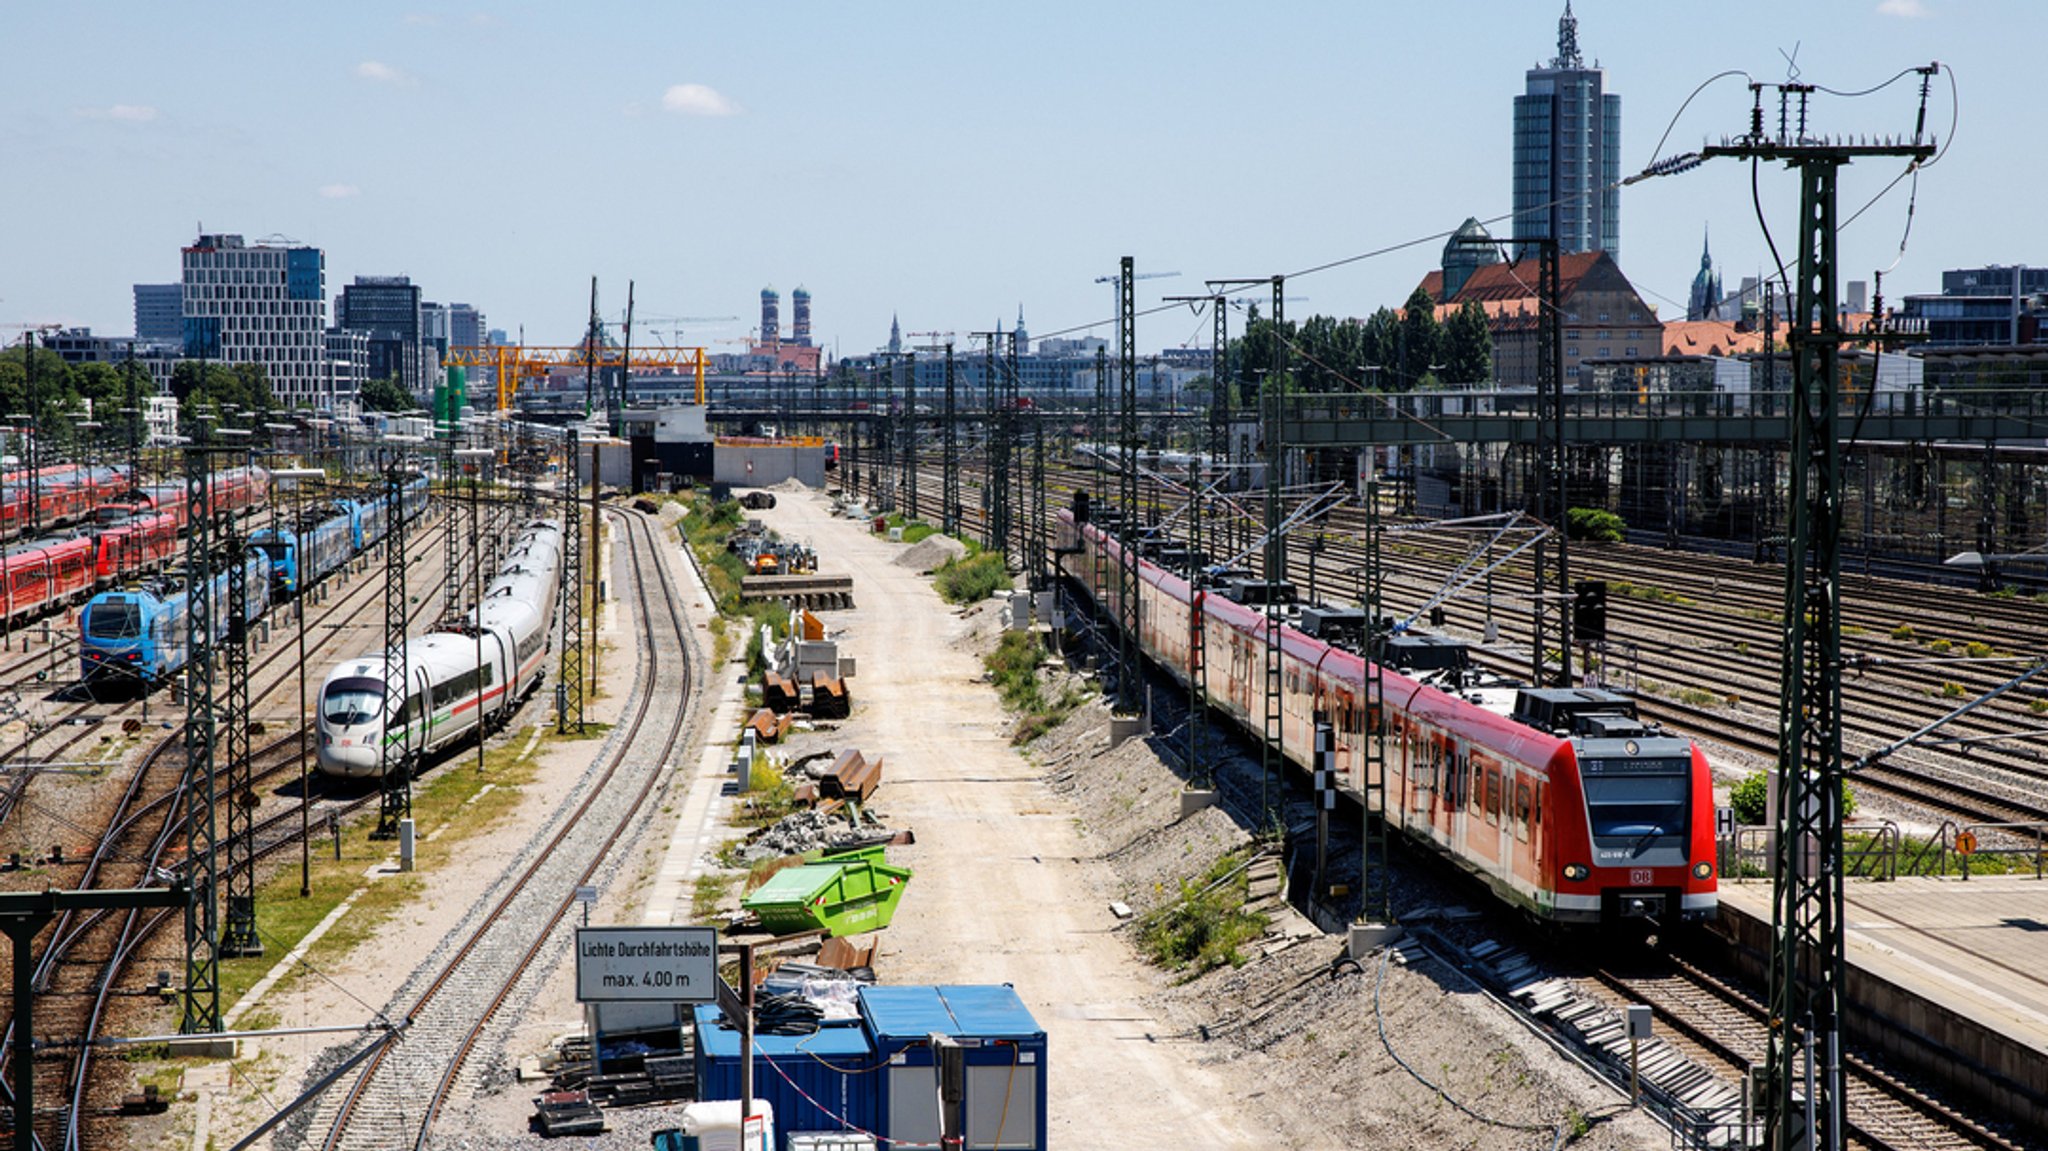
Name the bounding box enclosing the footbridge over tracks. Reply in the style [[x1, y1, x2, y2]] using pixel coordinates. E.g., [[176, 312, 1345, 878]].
[[1275, 387, 2048, 448]]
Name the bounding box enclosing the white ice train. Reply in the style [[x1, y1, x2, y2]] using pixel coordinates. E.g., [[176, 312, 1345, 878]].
[[316, 520, 565, 780]]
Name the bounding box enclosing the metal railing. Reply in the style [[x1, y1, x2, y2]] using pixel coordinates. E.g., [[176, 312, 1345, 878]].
[[1726, 819, 2048, 881]]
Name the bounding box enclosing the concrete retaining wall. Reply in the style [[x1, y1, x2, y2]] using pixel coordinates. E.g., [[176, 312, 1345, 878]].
[[1714, 901, 2048, 1133]]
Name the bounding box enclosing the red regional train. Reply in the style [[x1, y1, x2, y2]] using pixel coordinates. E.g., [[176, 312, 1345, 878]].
[[1057, 505, 1718, 928], [0, 465, 270, 628], [0, 465, 132, 535]]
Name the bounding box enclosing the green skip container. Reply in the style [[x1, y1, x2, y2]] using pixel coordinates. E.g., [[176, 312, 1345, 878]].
[[742, 845, 912, 937]]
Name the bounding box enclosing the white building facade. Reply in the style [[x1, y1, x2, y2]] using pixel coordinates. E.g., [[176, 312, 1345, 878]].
[[180, 233, 329, 406]]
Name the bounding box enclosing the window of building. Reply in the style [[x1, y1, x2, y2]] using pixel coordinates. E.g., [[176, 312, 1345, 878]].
[[1598, 312, 1610, 322], [1625, 346, 1638, 357], [1566, 345, 1579, 357], [1597, 347, 1611, 357]]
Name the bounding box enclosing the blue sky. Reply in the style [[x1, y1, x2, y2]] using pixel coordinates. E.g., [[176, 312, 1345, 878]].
[[0, 0, 2025, 360]]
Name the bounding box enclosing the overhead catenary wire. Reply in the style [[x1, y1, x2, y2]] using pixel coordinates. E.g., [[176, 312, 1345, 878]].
[[1019, 61, 1952, 353]]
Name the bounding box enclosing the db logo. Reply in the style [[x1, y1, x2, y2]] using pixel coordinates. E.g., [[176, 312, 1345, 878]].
[[1629, 869, 1653, 886]]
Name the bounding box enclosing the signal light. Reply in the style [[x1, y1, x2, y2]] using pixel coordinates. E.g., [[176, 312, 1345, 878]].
[[1562, 863, 1590, 881], [1573, 580, 1608, 644], [1693, 861, 1714, 880]]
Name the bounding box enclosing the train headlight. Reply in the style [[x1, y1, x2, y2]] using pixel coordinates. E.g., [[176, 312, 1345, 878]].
[[1693, 861, 1714, 880], [1562, 863, 1590, 881]]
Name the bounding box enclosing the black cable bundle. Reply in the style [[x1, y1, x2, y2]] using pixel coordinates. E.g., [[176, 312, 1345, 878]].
[[746, 992, 825, 1036]]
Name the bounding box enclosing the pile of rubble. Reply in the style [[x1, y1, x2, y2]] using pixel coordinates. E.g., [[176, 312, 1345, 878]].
[[737, 809, 886, 863]]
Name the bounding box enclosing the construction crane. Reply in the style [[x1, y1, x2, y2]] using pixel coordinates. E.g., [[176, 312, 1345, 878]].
[[444, 343, 710, 411], [624, 312, 741, 348], [1094, 269, 1179, 358]]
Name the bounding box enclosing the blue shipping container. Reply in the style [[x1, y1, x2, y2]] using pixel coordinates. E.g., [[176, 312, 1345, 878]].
[[692, 1005, 883, 1139], [860, 985, 1046, 1151]]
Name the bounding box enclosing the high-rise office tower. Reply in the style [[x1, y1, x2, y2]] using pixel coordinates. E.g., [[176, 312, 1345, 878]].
[[1512, 3, 1620, 265], [180, 233, 328, 404], [133, 283, 183, 345]]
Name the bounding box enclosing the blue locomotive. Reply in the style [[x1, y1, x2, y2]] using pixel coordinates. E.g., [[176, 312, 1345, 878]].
[[79, 554, 272, 690], [250, 501, 356, 597], [249, 475, 429, 597]]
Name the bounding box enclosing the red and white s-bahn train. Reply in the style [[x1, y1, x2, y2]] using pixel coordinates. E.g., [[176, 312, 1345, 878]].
[[1056, 507, 1718, 927]]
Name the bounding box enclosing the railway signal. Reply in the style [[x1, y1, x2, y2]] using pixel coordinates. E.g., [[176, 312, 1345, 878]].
[[1573, 580, 1608, 645]]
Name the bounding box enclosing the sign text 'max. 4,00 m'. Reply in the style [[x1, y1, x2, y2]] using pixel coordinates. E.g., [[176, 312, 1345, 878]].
[[574, 926, 719, 1003]]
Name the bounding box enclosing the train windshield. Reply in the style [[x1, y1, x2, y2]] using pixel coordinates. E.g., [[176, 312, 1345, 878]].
[[1585, 775, 1688, 837], [322, 676, 386, 726], [86, 602, 142, 639], [1580, 757, 1691, 859]]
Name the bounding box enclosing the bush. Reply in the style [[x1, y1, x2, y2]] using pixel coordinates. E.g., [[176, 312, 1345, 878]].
[[1729, 769, 1856, 825], [934, 551, 1008, 603], [1730, 771, 1768, 825], [1890, 623, 1916, 642], [1565, 507, 1626, 542]]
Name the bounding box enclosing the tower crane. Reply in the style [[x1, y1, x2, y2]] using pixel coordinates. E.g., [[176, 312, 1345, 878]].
[[624, 312, 741, 347], [1093, 269, 1179, 357]]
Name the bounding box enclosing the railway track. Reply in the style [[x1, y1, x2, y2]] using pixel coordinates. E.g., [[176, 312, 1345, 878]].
[[887, 455, 2048, 833], [0, 501, 477, 1150], [310, 506, 695, 1150], [876, 454, 2044, 1148]]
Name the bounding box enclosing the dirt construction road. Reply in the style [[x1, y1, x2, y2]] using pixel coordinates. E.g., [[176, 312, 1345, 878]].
[[754, 492, 1258, 1147]]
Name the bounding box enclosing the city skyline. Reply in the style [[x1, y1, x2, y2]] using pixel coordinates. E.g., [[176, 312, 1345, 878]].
[[0, 1, 2023, 367]]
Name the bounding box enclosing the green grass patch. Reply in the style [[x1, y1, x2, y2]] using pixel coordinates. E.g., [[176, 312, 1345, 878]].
[[984, 632, 1086, 744], [1136, 849, 1270, 978], [1610, 579, 1690, 607], [734, 754, 799, 827], [934, 551, 1009, 603], [1966, 641, 1995, 659], [1675, 686, 1721, 707], [1890, 623, 1916, 642], [883, 512, 937, 544], [1939, 681, 1967, 698], [216, 725, 553, 1017], [691, 873, 734, 922]]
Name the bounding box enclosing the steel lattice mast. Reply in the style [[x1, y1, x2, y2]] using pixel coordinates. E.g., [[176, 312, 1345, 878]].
[[180, 445, 219, 1033], [557, 427, 586, 735], [1698, 72, 1937, 1151], [375, 449, 414, 838]]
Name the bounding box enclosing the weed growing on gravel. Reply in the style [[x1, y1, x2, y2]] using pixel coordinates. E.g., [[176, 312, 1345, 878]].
[[1890, 623, 1916, 641], [1136, 849, 1269, 978], [984, 632, 1084, 744], [734, 754, 798, 826], [934, 551, 1009, 603], [692, 874, 734, 921]]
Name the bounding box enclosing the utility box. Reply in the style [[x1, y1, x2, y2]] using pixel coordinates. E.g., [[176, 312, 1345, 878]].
[[861, 985, 1046, 1151], [693, 1007, 878, 1138]]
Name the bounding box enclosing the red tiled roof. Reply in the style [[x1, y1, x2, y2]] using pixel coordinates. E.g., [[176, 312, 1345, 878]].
[[1661, 320, 1768, 357]]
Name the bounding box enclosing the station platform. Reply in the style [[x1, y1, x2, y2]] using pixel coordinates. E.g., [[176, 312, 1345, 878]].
[[1715, 875, 2048, 1131]]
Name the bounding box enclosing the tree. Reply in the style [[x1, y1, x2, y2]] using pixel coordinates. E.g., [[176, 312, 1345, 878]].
[[1399, 287, 1443, 388], [358, 375, 412, 413], [1360, 307, 1400, 383], [1442, 300, 1494, 386], [170, 361, 278, 425]]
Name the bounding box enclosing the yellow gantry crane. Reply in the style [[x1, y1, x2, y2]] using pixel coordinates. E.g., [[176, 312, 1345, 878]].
[[443, 344, 710, 411]]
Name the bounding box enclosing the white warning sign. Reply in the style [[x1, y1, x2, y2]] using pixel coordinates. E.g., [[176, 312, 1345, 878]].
[[575, 926, 719, 1003]]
